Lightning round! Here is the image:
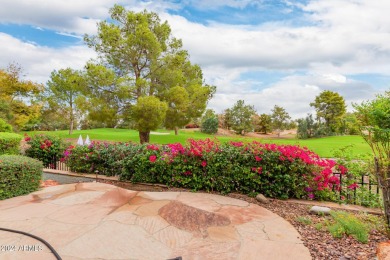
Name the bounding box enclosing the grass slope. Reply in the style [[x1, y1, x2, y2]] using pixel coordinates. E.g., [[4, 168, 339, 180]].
[[25, 128, 371, 158]]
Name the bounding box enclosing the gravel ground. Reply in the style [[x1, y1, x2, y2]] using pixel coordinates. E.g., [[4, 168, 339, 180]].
[[228, 194, 388, 260]]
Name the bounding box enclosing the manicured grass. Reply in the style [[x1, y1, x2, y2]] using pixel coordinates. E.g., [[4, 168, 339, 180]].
[[24, 128, 371, 158]]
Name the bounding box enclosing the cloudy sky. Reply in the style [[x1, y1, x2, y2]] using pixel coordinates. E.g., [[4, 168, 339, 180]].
[[1, 0, 389, 119]]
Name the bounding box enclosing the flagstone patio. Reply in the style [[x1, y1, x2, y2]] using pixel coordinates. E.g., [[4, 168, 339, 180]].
[[0, 182, 311, 260]]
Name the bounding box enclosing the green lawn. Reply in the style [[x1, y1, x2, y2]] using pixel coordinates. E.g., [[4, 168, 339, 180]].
[[25, 128, 371, 158]]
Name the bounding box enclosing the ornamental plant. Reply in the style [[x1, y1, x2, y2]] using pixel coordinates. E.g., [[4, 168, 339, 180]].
[[24, 134, 67, 168], [63, 141, 140, 176], [333, 145, 382, 208], [0, 155, 43, 200], [0, 132, 22, 155], [62, 138, 347, 200]]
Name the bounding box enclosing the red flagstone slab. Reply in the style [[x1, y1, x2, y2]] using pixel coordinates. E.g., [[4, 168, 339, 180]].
[[159, 201, 231, 232]]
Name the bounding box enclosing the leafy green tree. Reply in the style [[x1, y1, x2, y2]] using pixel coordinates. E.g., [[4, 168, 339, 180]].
[[201, 109, 218, 134], [131, 96, 168, 143], [297, 114, 316, 139], [164, 86, 190, 135], [0, 118, 12, 132], [226, 100, 256, 135], [0, 64, 42, 131], [46, 68, 86, 134], [271, 105, 291, 137], [353, 91, 390, 225], [84, 5, 214, 143], [253, 113, 272, 134], [310, 90, 346, 133], [340, 112, 360, 135], [82, 63, 123, 128], [38, 103, 69, 131], [201, 117, 218, 134], [201, 109, 216, 122], [222, 109, 233, 130]]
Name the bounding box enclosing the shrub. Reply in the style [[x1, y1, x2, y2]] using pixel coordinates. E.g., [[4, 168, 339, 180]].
[[0, 132, 22, 155], [63, 141, 139, 176], [63, 139, 346, 200], [328, 211, 369, 243], [201, 117, 218, 134], [0, 155, 43, 200], [24, 134, 67, 167], [0, 118, 13, 132]]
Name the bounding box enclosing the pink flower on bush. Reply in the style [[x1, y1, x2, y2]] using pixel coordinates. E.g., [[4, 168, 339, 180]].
[[24, 134, 31, 142], [184, 171, 192, 176], [149, 155, 157, 163], [347, 183, 359, 190], [230, 141, 243, 147], [255, 156, 262, 162], [338, 165, 348, 175], [201, 161, 207, 167], [147, 144, 160, 151]]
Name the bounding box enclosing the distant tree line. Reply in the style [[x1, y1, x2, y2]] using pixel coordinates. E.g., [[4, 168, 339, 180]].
[[0, 4, 381, 143]]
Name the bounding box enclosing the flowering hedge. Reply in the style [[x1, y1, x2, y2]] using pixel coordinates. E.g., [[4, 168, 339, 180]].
[[63, 139, 348, 200], [25, 134, 67, 168]]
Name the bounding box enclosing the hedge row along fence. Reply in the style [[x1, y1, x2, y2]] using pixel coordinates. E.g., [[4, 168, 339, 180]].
[[0, 132, 22, 155], [62, 139, 353, 200], [0, 155, 43, 200]]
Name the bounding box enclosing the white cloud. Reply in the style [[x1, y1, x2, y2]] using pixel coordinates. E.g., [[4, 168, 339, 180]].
[[0, 33, 96, 83], [0, 0, 116, 35], [0, 0, 388, 119]]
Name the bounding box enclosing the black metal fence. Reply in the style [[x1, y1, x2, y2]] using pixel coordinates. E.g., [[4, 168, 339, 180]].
[[335, 172, 380, 206]]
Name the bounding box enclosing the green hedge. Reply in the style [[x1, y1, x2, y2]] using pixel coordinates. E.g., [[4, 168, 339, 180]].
[[0, 118, 13, 132], [0, 132, 22, 155], [0, 155, 43, 200], [63, 139, 344, 200]]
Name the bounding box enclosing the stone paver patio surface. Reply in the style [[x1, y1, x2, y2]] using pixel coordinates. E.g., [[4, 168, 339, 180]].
[[0, 183, 311, 260]]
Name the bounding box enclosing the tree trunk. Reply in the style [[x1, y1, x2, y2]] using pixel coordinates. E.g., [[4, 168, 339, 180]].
[[69, 119, 74, 135], [174, 127, 178, 136], [69, 102, 74, 135], [376, 157, 390, 226], [139, 131, 150, 144]]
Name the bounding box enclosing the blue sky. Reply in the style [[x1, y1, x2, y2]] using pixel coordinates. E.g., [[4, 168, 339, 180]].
[[0, 0, 389, 118]]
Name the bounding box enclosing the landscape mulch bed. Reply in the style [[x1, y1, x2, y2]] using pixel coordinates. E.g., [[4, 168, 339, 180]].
[[98, 179, 389, 260]]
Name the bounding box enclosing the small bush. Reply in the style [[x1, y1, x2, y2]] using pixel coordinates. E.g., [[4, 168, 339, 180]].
[[201, 117, 218, 134], [24, 134, 67, 167], [296, 216, 312, 225], [327, 211, 369, 243], [0, 132, 22, 155], [0, 118, 13, 132], [0, 155, 43, 200]]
